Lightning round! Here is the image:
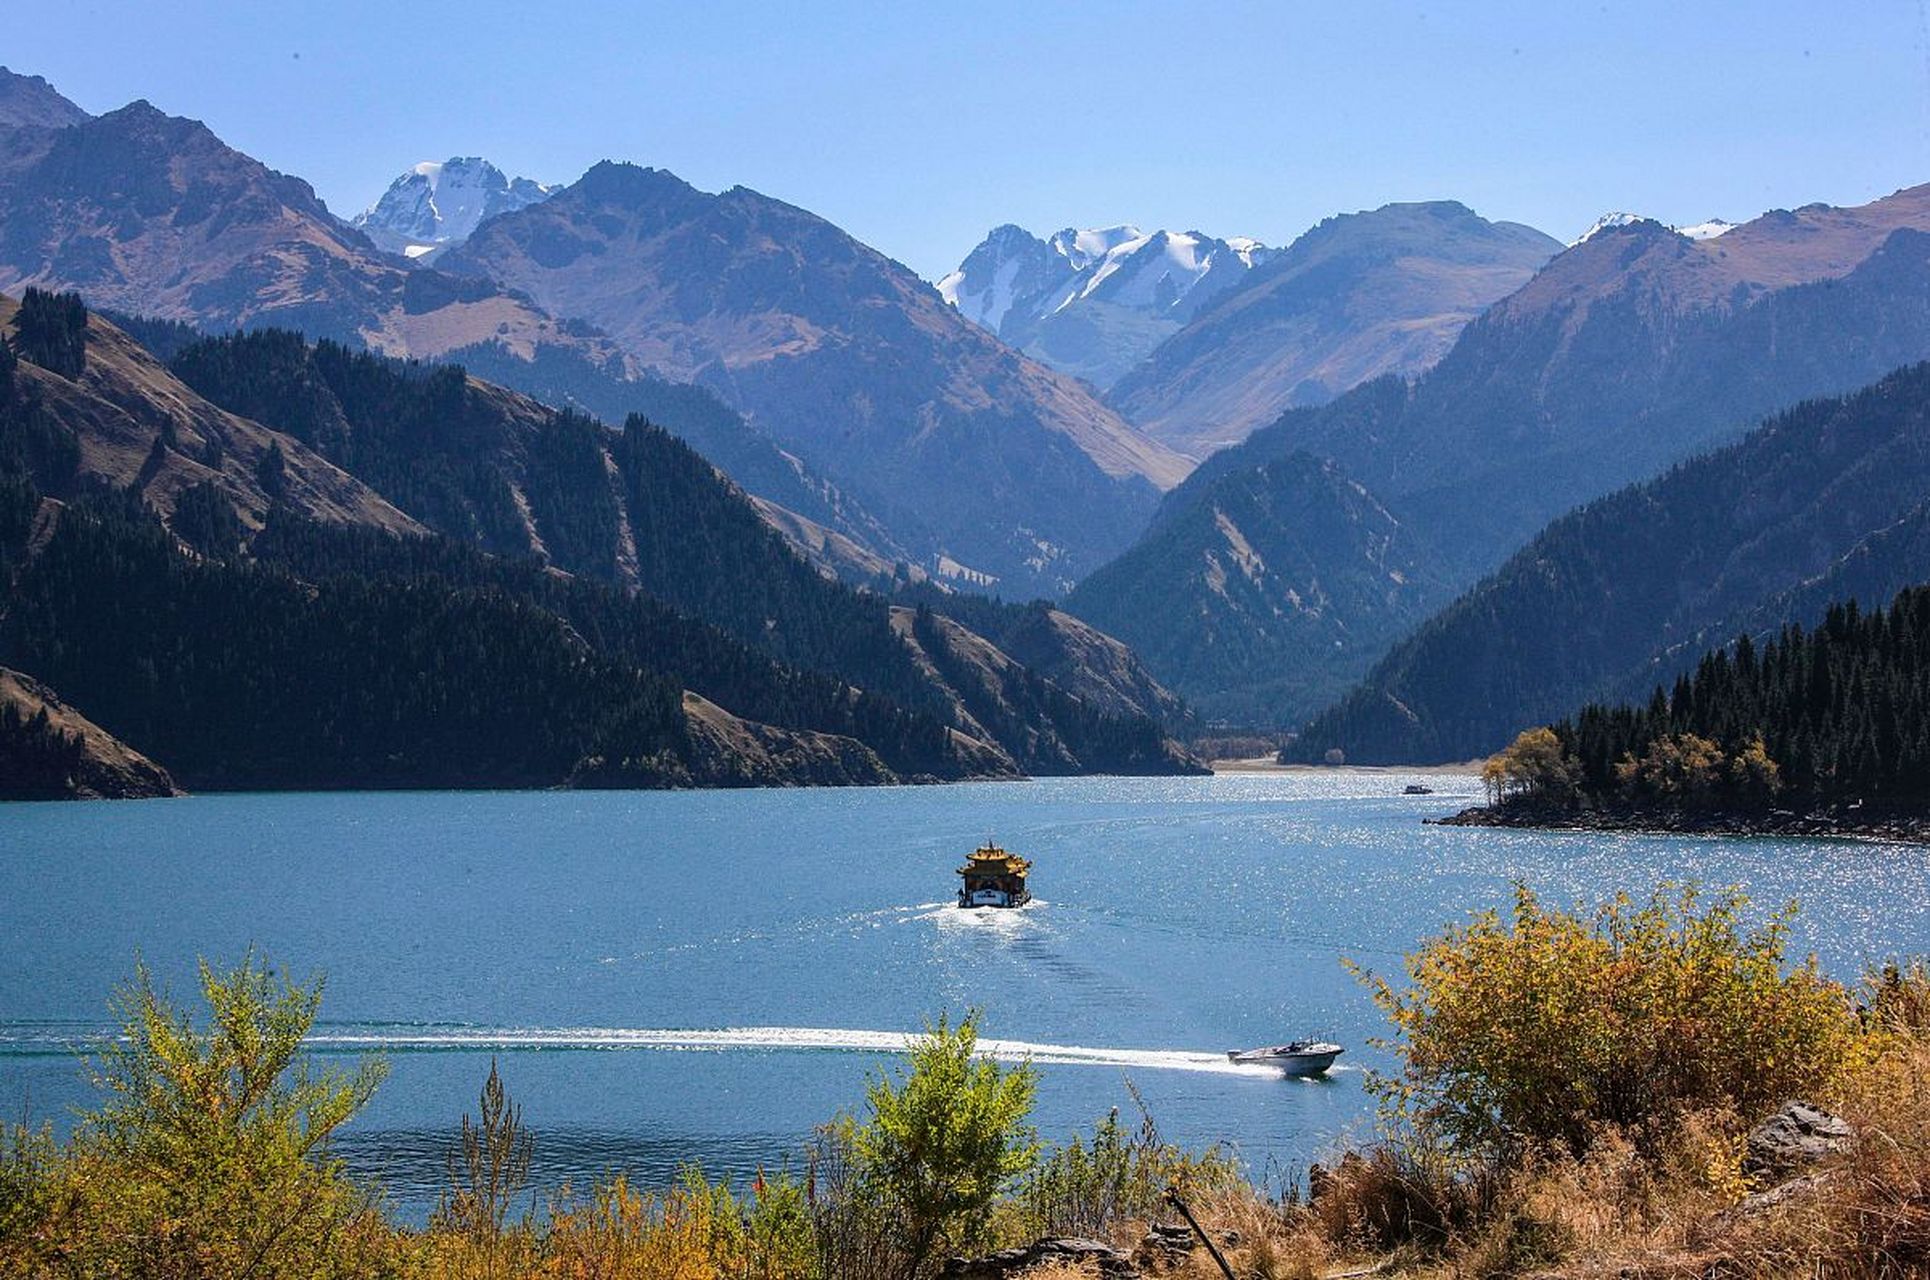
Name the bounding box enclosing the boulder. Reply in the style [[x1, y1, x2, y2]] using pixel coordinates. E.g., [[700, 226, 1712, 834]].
[[1140, 1221, 1193, 1256], [1744, 1101, 1852, 1177], [941, 1236, 1138, 1278]]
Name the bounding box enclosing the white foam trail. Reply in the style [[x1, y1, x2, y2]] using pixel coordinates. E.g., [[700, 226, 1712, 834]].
[[291, 1025, 1283, 1076]]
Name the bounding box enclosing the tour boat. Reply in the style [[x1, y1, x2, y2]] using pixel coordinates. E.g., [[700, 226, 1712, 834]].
[[956, 843, 1032, 909], [1226, 1041, 1344, 1075], [1403, 783, 1435, 795]]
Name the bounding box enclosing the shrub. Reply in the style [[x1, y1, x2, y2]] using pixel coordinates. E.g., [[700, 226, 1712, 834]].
[[435, 1056, 534, 1243], [854, 1012, 1040, 1273], [1019, 1105, 1235, 1240], [1355, 884, 1862, 1158], [10, 952, 389, 1278]]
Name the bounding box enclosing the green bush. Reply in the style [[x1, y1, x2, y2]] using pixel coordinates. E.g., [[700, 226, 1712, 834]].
[[854, 1012, 1040, 1273], [44, 952, 389, 1278], [1020, 1106, 1235, 1240]]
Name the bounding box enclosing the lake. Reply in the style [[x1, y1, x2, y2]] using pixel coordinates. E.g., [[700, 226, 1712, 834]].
[[5, 771, 1930, 1213]]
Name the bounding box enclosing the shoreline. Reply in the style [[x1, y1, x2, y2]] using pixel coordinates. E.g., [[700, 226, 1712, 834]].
[[1432, 804, 1930, 845], [1209, 756, 1484, 776]]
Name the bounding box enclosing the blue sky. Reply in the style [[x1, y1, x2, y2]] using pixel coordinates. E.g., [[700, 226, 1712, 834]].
[[10, 1, 1930, 279]]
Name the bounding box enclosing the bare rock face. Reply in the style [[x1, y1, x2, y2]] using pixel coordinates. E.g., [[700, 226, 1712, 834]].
[[1744, 1101, 1853, 1178], [941, 1236, 1138, 1279]]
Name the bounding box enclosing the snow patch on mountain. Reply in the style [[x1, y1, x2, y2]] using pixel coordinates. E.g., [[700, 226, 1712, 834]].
[[1676, 218, 1739, 241], [938, 222, 1276, 388], [1574, 211, 1740, 246], [354, 157, 556, 260]]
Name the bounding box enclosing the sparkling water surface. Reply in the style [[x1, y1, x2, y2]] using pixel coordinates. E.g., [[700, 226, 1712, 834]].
[[5, 772, 1928, 1212]]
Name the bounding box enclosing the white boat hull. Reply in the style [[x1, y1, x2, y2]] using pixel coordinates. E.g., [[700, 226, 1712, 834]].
[[959, 887, 1030, 909], [1226, 1043, 1343, 1075]]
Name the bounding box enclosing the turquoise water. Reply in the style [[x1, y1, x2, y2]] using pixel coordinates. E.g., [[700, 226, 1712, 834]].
[[5, 773, 1930, 1210]]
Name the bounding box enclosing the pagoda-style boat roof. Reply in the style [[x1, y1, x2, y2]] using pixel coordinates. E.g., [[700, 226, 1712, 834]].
[[957, 843, 1031, 877]]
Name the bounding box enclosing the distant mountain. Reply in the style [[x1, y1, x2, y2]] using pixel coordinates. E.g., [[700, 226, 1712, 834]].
[[1288, 360, 1930, 764], [438, 162, 1191, 595], [1573, 211, 1738, 244], [1106, 202, 1561, 456], [0, 65, 89, 131], [0, 73, 913, 574], [1080, 186, 1930, 729], [1065, 450, 1449, 726], [0, 90, 578, 361], [1171, 184, 1930, 579], [352, 157, 556, 260], [938, 224, 1273, 389]]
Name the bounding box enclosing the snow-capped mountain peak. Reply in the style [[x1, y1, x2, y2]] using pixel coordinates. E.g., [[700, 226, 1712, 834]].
[[353, 157, 556, 260], [1573, 211, 1647, 245], [1574, 210, 1740, 246], [939, 221, 1275, 388]]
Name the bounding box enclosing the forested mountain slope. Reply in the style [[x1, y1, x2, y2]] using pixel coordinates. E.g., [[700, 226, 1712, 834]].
[[0, 293, 1196, 789], [1065, 451, 1448, 726], [1288, 362, 1930, 763]]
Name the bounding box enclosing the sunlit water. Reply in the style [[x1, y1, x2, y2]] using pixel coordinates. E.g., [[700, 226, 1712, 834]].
[[5, 772, 1929, 1214]]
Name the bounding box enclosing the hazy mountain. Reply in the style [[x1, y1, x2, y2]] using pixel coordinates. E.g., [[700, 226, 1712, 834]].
[[1081, 187, 1930, 729], [1064, 450, 1449, 726], [0, 74, 914, 574], [352, 157, 556, 260], [1170, 184, 1930, 579], [938, 223, 1273, 389], [438, 162, 1191, 595], [0, 66, 89, 131], [1573, 211, 1739, 244], [1106, 201, 1561, 456], [0, 93, 582, 361], [1289, 360, 1930, 764]]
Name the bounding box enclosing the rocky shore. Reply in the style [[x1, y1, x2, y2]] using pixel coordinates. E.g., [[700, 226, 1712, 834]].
[[1432, 802, 1930, 844]]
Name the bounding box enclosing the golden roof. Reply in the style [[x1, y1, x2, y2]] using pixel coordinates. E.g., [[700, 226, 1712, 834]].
[[957, 843, 1030, 877]]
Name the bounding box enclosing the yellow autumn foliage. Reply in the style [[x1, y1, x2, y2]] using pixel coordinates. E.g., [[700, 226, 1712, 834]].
[[1355, 882, 1864, 1158]]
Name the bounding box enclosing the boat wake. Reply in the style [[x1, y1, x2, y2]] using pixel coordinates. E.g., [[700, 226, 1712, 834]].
[[0, 1021, 1319, 1077]]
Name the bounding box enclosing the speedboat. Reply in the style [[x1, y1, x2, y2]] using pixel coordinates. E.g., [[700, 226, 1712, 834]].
[[1226, 1040, 1343, 1075]]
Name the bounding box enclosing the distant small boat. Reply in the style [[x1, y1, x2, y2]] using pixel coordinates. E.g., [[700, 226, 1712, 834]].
[[957, 842, 1032, 909], [1403, 783, 1435, 795], [1226, 1041, 1343, 1075]]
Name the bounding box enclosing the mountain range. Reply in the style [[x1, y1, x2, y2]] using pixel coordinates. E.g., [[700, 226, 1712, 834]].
[[436, 162, 1189, 593], [1288, 359, 1930, 763], [1105, 200, 1561, 456], [1095, 185, 1930, 728], [938, 224, 1273, 390], [9, 59, 1930, 778], [0, 70, 1183, 597], [0, 292, 1199, 792]]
